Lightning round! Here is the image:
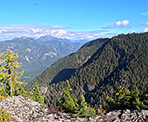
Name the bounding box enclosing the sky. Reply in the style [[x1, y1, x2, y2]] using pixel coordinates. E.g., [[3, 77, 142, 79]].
[[0, 0, 148, 41]]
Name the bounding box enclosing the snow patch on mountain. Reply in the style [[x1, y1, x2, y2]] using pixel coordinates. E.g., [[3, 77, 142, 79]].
[[41, 52, 57, 60], [25, 56, 30, 62], [25, 48, 32, 52]]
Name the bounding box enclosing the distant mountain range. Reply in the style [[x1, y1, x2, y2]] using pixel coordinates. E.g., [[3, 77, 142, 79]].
[[28, 32, 148, 108], [26, 38, 108, 90], [0, 35, 85, 82]]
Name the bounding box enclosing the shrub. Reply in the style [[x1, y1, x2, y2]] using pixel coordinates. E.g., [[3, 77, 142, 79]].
[[0, 109, 11, 122], [106, 86, 146, 110]]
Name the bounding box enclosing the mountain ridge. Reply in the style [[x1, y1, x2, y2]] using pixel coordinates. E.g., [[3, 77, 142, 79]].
[[37, 32, 148, 107], [0, 35, 84, 82]]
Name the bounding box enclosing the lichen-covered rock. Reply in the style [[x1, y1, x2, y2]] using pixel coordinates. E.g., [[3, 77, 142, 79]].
[[0, 96, 148, 122], [0, 96, 48, 122]]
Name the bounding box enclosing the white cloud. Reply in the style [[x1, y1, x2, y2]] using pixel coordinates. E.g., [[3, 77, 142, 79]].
[[0, 24, 117, 41], [142, 27, 148, 32], [104, 20, 129, 29], [31, 28, 42, 33], [146, 22, 148, 25], [0, 30, 7, 33], [142, 11, 148, 16], [131, 30, 136, 33], [0, 25, 69, 41], [50, 29, 68, 37]]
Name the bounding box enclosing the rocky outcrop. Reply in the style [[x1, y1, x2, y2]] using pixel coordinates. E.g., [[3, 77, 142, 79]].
[[0, 96, 148, 122], [0, 96, 48, 122]]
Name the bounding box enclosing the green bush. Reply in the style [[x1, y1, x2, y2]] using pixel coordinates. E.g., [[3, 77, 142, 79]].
[[106, 86, 148, 110]]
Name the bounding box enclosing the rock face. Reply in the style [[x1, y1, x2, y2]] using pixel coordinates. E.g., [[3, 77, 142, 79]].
[[0, 96, 148, 122]]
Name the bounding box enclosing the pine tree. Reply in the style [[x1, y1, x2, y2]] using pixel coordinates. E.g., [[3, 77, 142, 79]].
[[140, 93, 148, 109], [129, 87, 141, 110], [59, 80, 78, 113], [106, 86, 143, 110], [76, 94, 96, 116], [0, 49, 24, 96], [76, 94, 89, 116], [16, 86, 27, 96], [32, 82, 45, 105]]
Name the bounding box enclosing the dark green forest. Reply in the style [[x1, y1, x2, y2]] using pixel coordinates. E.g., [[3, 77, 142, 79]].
[[38, 32, 148, 108]]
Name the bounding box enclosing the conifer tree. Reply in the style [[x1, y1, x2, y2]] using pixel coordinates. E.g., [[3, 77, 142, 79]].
[[32, 82, 45, 105], [76, 94, 89, 116], [76, 94, 96, 116], [16, 86, 27, 96], [59, 81, 96, 116], [129, 87, 141, 110], [59, 80, 78, 112], [140, 93, 148, 109], [106, 86, 143, 110], [0, 49, 24, 96]]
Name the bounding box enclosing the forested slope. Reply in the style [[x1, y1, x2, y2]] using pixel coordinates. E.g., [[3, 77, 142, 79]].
[[43, 32, 148, 107]]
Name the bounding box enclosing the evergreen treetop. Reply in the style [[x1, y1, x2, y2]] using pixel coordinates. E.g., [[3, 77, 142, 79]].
[[0, 49, 24, 96]]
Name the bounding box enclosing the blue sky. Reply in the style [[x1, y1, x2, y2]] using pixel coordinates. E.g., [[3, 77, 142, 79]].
[[0, 0, 148, 41]]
